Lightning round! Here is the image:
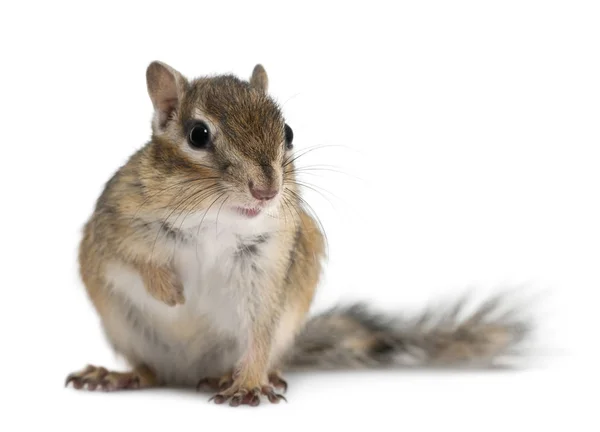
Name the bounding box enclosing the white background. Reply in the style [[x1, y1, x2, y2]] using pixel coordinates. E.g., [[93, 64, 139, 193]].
[[1, 0, 598, 430]]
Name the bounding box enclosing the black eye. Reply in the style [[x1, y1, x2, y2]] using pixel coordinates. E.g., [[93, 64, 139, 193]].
[[284, 123, 294, 150], [187, 121, 211, 149]]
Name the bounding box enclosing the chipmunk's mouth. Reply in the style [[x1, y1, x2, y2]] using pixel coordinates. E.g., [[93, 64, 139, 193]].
[[234, 206, 262, 218]]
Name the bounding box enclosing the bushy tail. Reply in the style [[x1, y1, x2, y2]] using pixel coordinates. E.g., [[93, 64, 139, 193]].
[[283, 292, 533, 370]]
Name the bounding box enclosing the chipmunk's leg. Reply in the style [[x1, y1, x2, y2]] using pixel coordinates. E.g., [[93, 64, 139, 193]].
[[65, 364, 158, 391], [208, 309, 286, 407], [263, 302, 316, 395]]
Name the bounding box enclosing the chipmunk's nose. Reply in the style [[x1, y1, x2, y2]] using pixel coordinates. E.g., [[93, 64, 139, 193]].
[[249, 181, 278, 201]]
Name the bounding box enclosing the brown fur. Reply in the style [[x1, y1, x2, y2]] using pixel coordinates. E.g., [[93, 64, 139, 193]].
[[71, 60, 325, 406], [68, 61, 532, 407]]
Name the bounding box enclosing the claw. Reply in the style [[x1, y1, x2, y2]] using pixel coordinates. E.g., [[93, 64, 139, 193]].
[[65, 365, 94, 388], [209, 394, 227, 404], [268, 371, 289, 393], [64, 376, 75, 388], [65, 376, 83, 389], [262, 385, 286, 403]]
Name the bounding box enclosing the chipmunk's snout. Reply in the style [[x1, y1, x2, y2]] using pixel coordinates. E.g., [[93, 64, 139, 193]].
[[248, 180, 279, 201], [245, 162, 282, 204]]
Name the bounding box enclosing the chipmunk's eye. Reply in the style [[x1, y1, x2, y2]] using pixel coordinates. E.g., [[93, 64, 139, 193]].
[[284, 124, 293, 150], [187, 121, 211, 150]]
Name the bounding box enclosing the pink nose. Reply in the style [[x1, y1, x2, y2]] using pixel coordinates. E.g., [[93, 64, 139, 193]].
[[249, 182, 278, 201]]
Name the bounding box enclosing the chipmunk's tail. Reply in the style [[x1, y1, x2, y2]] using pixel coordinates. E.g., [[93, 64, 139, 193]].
[[283, 292, 533, 370]]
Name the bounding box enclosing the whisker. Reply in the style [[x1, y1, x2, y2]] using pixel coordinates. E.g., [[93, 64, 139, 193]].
[[287, 188, 329, 254], [179, 187, 228, 253], [279, 199, 290, 225], [129, 176, 223, 223], [280, 193, 303, 227], [282, 188, 322, 246], [290, 165, 362, 181], [284, 179, 340, 209], [195, 191, 229, 262], [283, 144, 355, 168], [170, 185, 228, 234], [149, 186, 217, 260], [280, 92, 302, 108], [270, 193, 296, 226], [215, 196, 230, 235], [149, 184, 225, 260]]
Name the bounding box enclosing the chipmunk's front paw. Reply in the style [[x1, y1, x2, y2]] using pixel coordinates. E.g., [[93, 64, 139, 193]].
[[209, 381, 286, 407], [145, 266, 185, 306], [65, 365, 141, 391]]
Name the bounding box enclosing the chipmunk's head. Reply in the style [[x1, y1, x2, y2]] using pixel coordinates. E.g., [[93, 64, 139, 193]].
[[144, 61, 295, 221]]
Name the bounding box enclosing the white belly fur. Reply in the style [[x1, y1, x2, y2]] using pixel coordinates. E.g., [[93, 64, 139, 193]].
[[103, 212, 282, 386]]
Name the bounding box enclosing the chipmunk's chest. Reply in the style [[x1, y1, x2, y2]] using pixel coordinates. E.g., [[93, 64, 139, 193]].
[[172, 223, 279, 335]]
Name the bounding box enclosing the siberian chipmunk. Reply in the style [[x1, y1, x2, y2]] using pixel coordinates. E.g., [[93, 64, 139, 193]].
[[66, 61, 530, 406]]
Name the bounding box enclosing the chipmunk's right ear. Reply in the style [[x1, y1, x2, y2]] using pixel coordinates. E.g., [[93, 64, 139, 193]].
[[146, 61, 188, 131], [249, 64, 268, 93]]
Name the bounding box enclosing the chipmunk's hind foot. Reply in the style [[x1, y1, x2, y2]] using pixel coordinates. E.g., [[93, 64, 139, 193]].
[[209, 384, 286, 407], [65, 364, 156, 391], [197, 370, 288, 394]]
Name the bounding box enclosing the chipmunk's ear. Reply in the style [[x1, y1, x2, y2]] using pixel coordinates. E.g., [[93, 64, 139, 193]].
[[146, 61, 188, 130], [249, 64, 268, 93]]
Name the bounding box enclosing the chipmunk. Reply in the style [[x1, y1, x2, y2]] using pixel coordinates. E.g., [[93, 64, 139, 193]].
[[65, 61, 530, 407]]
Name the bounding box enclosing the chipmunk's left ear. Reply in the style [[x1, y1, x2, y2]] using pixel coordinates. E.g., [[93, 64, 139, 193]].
[[250, 64, 268, 93], [146, 61, 188, 131]]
